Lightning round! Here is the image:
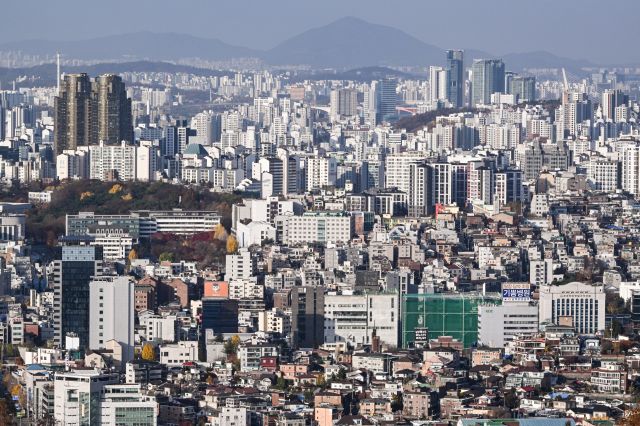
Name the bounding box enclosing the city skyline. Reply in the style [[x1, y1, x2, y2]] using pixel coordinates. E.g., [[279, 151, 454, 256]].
[[0, 0, 638, 65]]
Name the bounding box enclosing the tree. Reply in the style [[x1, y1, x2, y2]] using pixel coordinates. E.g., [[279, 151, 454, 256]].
[[159, 252, 174, 263], [108, 183, 124, 194], [275, 376, 288, 390], [213, 224, 228, 241], [391, 393, 403, 412], [0, 400, 14, 425], [141, 343, 155, 361], [621, 407, 640, 426], [127, 249, 138, 263], [224, 335, 240, 355], [226, 235, 238, 254], [316, 374, 326, 387], [230, 335, 241, 347]]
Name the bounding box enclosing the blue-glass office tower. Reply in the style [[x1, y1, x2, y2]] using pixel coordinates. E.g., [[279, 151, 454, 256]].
[[446, 50, 464, 108], [471, 59, 506, 107], [376, 78, 398, 123], [53, 239, 103, 350]]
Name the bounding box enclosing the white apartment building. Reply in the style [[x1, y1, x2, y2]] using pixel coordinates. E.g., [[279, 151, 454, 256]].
[[586, 158, 619, 192], [56, 148, 89, 180], [276, 211, 352, 245], [90, 231, 134, 261], [229, 278, 264, 300], [225, 248, 256, 281], [305, 156, 337, 191], [258, 308, 291, 335], [621, 142, 640, 197], [89, 141, 136, 181]]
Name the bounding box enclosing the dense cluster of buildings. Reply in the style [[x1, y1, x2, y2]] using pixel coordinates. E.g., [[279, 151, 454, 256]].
[[1, 49, 640, 424]]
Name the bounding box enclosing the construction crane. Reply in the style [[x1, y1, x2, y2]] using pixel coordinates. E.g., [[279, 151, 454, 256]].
[[562, 68, 569, 91]]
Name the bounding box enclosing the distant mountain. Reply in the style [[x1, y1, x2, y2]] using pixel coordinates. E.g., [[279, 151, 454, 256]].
[[264, 16, 447, 68], [0, 32, 259, 61], [0, 18, 604, 71], [502, 50, 594, 73]]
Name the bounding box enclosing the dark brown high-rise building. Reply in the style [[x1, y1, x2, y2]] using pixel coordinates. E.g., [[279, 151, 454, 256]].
[[54, 73, 94, 155], [54, 73, 132, 156], [94, 74, 133, 145]]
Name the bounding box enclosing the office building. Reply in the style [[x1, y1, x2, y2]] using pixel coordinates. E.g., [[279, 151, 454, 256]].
[[538, 282, 606, 334], [324, 292, 399, 347], [446, 50, 464, 108], [478, 296, 538, 347], [509, 76, 536, 103], [291, 286, 324, 349], [201, 297, 239, 334], [99, 384, 157, 425], [89, 276, 135, 363], [429, 66, 448, 103], [52, 242, 104, 349], [602, 89, 628, 122], [53, 370, 119, 424], [471, 59, 505, 106], [377, 78, 398, 123]]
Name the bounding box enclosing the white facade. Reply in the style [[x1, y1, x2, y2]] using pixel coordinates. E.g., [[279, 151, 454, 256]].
[[99, 384, 157, 425], [225, 248, 255, 281], [90, 232, 134, 261], [159, 341, 198, 366], [324, 292, 399, 347], [258, 308, 291, 335], [235, 220, 276, 247], [53, 370, 119, 425], [56, 148, 89, 180], [89, 276, 135, 363], [141, 314, 178, 343], [478, 302, 539, 347], [136, 140, 160, 181], [621, 142, 640, 197], [538, 282, 606, 334], [305, 157, 337, 191], [276, 212, 352, 245], [89, 141, 136, 181]]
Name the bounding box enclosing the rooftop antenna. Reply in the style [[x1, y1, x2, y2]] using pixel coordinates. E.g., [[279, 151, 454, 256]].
[[56, 52, 61, 95]]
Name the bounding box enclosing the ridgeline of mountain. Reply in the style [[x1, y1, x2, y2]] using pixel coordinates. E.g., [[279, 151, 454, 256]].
[[0, 32, 259, 61], [265, 16, 450, 68], [501, 50, 593, 72], [0, 18, 600, 71]]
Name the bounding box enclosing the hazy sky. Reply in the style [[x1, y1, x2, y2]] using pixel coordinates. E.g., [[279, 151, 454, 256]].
[[2, 0, 638, 64]]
